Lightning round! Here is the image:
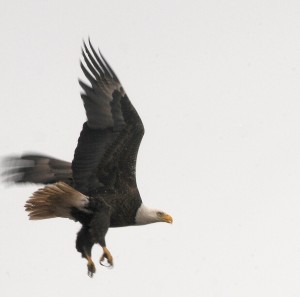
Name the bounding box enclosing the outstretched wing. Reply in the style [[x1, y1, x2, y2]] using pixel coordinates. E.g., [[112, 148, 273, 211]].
[[2, 154, 73, 185], [72, 41, 144, 194]]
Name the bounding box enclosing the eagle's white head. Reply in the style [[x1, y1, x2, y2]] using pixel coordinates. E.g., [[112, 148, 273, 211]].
[[135, 204, 173, 225]]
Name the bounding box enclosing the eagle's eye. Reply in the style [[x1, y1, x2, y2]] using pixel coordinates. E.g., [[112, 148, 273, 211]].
[[157, 211, 164, 217]]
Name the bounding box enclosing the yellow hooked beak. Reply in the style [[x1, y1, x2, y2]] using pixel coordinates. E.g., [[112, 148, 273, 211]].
[[161, 213, 173, 224]]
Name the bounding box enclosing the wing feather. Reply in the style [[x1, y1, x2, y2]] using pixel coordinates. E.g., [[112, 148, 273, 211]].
[[72, 41, 144, 193], [2, 154, 72, 185]]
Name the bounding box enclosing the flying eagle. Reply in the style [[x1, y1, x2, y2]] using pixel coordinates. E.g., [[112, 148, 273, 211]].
[[3, 40, 173, 277]]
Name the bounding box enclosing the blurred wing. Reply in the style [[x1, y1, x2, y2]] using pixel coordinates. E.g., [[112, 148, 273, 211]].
[[2, 154, 72, 185], [72, 41, 144, 194]]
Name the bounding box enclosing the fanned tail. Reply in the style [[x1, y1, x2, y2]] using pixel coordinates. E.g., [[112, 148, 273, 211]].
[[25, 182, 90, 220]]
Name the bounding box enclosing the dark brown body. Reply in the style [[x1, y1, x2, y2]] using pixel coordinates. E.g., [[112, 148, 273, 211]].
[[71, 190, 142, 228]]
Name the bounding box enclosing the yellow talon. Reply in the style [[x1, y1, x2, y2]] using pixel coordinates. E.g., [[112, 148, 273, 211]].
[[100, 247, 113, 267], [86, 256, 96, 277]]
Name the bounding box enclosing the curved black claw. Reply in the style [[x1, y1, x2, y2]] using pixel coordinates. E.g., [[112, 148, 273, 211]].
[[99, 247, 113, 268], [99, 258, 113, 268]]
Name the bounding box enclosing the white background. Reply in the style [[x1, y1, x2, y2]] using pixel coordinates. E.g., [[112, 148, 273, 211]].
[[1, 1, 300, 296]]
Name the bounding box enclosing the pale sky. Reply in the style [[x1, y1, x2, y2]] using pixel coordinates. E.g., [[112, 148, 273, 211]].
[[1, 1, 300, 296]]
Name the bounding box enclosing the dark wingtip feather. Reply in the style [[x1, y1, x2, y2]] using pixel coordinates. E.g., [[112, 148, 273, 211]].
[[98, 48, 119, 81], [80, 61, 97, 86]]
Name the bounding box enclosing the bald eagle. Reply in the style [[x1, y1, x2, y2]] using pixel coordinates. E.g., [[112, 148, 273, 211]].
[[3, 40, 172, 277]]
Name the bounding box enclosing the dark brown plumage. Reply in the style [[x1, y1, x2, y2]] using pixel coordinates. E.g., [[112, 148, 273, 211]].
[[2, 40, 172, 277]]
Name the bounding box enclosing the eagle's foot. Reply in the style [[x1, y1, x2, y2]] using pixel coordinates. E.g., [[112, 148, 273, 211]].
[[100, 247, 113, 268], [87, 257, 96, 277]]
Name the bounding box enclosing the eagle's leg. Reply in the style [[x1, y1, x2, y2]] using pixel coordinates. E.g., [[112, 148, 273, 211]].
[[76, 226, 96, 277], [99, 246, 113, 267], [88, 201, 113, 267]]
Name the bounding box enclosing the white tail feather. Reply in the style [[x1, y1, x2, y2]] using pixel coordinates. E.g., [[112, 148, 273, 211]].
[[25, 182, 90, 220]]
